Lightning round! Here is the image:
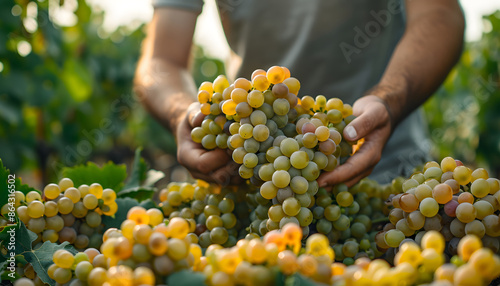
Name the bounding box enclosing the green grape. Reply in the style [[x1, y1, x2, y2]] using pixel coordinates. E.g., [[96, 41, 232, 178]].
[[283, 123, 297, 138], [302, 133, 318, 149], [279, 216, 299, 228], [64, 187, 81, 204], [243, 153, 259, 168], [46, 215, 64, 232], [289, 151, 309, 170], [464, 220, 485, 238], [232, 147, 247, 165], [26, 191, 42, 203], [239, 123, 254, 139], [44, 184, 61, 200], [201, 134, 217, 149], [53, 267, 72, 284], [86, 211, 102, 228], [28, 217, 45, 233], [471, 179, 490, 198], [324, 205, 341, 222], [209, 121, 222, 134], [332, 215, 350, 231], [266, 146, 282, 163], [324, 155, 338, 171], [302, 162, 319, 181], [132, 244, 152, 263], [216, 134, 229, 149], [27, 201, 45, 218], [396, 218, 415, 236], [419, 197, 439, 217], [221, 213, 237, 229], [290, 176, 308, 195], [218, 198, 235, 213], [296, 193, 312, 207], [282, 197, 301, 216], [258, 137, 274, 153], [206, 215, 223, 230], [312, 152, 328, 169], [74, 261, 93, 281], [268, 204, 285, 222], [307, 181, 319, 196], [402, 178, 419, 192], [244, 138, 260, 153], [473, 201, 494, 220], [342, 241, 359, 258], [272, 170, 291, 188], [384, 229, 405, 248], [276, 187, 294, 204], [273, 98, 290, 115], [250, 110, 267, 125], [327, 109, 343, 124], [450, 218, 466, 237], [265, 120, 278, 137], [299, 147, 314, 160], [54, 249, 75, 268], [253, 124, 270, 142], [83, 194, 98, 210], [316, 218, 333, 234], [296, 207, 313, 227], [239, 165, 254, 179], [280, 138, 299, 157], [273, 156, 291, 171], [229, 122, 241, 135], [336, 191, 354, 207], [424, 166, 443, 180], [72, 201, 88, 218], [248, 90, 265, 108], [210, 227, 229, 245], [260, 181, 278, 200], [407, 210, 426, 230], [350, 222, 366, 239], [456, 203, 476, 223], [42, 229, 59, 243]]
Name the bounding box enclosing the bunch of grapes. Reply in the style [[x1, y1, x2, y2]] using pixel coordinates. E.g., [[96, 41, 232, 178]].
[[331, 231, 500, 285], [58, 206, 202, 285], [191, 67, 360, 237], [1, 178, 118, 250], [198, 223, 337, 286], [158, 180, 255, 248], [376, 157, 500, 259]]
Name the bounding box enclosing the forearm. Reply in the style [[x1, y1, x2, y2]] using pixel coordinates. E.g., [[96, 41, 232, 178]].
[[134, 58, 197, 136], [371, 0, 464, 126]]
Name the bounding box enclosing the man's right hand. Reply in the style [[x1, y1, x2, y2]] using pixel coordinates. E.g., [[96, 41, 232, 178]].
[[176, 103, 241, 186]]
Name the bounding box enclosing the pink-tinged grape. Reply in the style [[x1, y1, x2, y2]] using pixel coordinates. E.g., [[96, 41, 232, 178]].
[[444, 179, 460, 194], [470, 178, 490, 198], [301, 122, 316, 134], [406, 210, 425, 230], [455, 202, 476, 223], [432, 183, 453, 204], [272, 83, 289, 98], [444, 200, 459, 217], [450, 218, 466, 238], [318, 139, 336, 155], [483, 215, 500, 237], [399, 193, 419, 212], [419, 197, 439, 217], [458, 192, 474, 204]]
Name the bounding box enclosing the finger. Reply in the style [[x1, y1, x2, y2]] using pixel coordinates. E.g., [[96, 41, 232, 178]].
[[344, 99, 389, 141], [191, 111, 205, 127], [317, 139, 379, 187], [343, 169, 374, 187]]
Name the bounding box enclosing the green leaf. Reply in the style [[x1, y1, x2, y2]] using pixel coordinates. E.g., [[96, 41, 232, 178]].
[[24, 241, 77, 286], [101, 198, 139, 230], [0, 159, 37, 210], [143, 169, 165, 187], [285, 274, 321, 286], [62, 161, 127, 191], [166, 270, 207, 286], [3, 221, 38, 256], [139, 199, 157, 209], [117, 186, 156, 202], [123, 148, 148, 190]]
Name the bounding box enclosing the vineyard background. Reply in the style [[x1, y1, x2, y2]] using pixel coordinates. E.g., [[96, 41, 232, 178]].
[[1, 0, 499, 188]]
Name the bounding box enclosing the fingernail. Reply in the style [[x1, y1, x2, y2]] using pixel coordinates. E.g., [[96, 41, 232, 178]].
[[345, 126, 357, 140]]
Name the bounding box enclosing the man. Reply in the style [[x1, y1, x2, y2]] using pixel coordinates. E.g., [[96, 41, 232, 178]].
[[134, 0, 464, 187]]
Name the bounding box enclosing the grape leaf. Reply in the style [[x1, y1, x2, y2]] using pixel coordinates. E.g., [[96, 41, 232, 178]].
[[101, 198, 139, 230], [139, 199, 157, 209], [122, 147, 148, 190], [166, 270, 207, 286], [62, 161, 127, 191], [0, 221, 38, 257], [285, 274, 319, 286], [117, 186, 156, 202], [24, 241, 77, 286]]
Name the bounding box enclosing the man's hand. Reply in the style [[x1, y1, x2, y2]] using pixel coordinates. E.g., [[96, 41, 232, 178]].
[[317, 95, 392, 187], [176, 103, 241, 186]]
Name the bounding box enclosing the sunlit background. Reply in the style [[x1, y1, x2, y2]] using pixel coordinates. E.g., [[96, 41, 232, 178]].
[[1, 0, 500, 188]]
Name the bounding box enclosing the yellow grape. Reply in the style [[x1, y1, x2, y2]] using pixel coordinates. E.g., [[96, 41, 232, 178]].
[[64, 187, 81, 204], [199, 81, 213, 94], [266, 66, 285, 84], [102, 188, 117, 204], [58, 178, 74, 192], [89, 183, 103, 199], [213, 75, 230, 93], [44, 184, 61, 200], [127, 206, 150, 225], [146, 208, 164, 226]]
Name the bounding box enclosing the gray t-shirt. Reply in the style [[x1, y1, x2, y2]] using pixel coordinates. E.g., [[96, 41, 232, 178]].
[[153, 0, 432, 183]]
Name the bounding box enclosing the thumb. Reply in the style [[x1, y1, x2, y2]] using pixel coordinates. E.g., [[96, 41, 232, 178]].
[[343, 97, 388, 141]]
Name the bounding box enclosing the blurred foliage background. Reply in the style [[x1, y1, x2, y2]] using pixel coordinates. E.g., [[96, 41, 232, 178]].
[[0, 0, 499, 188]]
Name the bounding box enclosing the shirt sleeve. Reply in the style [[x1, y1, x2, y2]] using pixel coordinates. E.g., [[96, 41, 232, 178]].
[[151, 0, 204, 13]]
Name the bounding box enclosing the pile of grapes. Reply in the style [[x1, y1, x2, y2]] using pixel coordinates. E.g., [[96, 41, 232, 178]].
[[3, 67, 500, 286]]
